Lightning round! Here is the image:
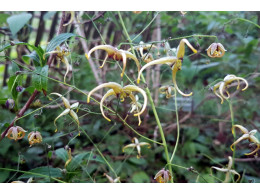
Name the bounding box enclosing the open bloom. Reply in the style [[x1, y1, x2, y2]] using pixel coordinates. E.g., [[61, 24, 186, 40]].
[[211, 156, 240, 183], [87, 82, 147, 126], [86, 45, 140, 77], [104, 173, 120, 183], [44, 46, 71, 83], [154, 168, 172, 183], [213, 74, 248, 104], [28, 131, 42, 146], [5, 126, 27, 141], [50, 93, 79, 132], [159, 85, 175, 99], [129, 95, 143, 126], [122, 137, 150, 159], [230, 125, 260, 156], [137, 39, 197, 97], [206, 43, 226, 58]]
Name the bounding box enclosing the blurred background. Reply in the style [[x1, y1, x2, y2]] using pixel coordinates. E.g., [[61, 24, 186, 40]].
[[0, 11, 259, 183]]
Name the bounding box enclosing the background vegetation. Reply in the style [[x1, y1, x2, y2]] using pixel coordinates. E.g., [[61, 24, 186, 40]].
[[0, 11, 259, 183]]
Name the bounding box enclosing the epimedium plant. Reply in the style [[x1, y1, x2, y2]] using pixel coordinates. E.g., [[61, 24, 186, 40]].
[[0, 11, 259, 183]]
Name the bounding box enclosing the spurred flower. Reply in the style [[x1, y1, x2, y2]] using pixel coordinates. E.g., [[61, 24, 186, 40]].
[[154, 168, 172, 183], [65, 147, 72, 168], [44, 46, 71, 83], [50, 93, 79, 132], [211, 156, 240, 183], [86, 45, 140, 77], [104, 173, 120, 183], [213, 74, 248, 104], [5, 126, 27, 141], [137, 39, 197, 97], [28, 131, 42, 146], [230, 125, 260, 156], [206, 43, 226, 58], [122, 137, 151, 159], [87, 82, 147, 126], [159, 85, 175, 99]]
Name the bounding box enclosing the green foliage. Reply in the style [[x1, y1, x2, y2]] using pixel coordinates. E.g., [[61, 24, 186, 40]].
[[7, 13, 32, 36], [32, 65, 48, 91]]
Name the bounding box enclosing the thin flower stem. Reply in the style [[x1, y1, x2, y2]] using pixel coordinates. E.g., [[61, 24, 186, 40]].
[[170, 88, 180, 163], [118, 11, 173, 182], [0, 167, 65, 183], [228, 100, 236, 168]]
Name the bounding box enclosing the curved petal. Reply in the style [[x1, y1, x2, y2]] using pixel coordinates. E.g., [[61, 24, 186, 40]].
[[236, 77, 249, 91], [172, 64, 192, 96], [230, 134, 250, 151], [124, 51, 140, 73], [137, 57, 177, 84], [219, 82, 229, 99], [50, 93, 71, 109], [120, 51, 127, 77], [87, 82, 122, 103], [227, 156, 233, 170], [176, 39, 197, 59], [122, 143, 136, 152], [54, 109, 70, 132], [63, 11, 75, 26], [123, 85, 147, 117], [229, 170, 241, 183], [62, 57, 70, 84], [100, 89, 116, 122], [213, 83, 224, 104], [100, 54, 108, 68], [139, 142, 151, 148], [86, 45, 117, 59], [211, 166, 228, 173], [70, 102, 79, 109], [69, 110, 80, 127], [244, 144, 260, 155], [233, 125, 249, 134]]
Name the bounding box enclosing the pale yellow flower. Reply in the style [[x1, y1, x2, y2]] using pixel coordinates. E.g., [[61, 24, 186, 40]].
[[211, 156, 240, 183], [104, 173, 120, 183], [159, 85, 175, 99], [122, 137, 151, 159], [154, 168, 172, 183], [230, 125, 260, 156], [64, 147, 72, 168], [28, 131, 42, 146], [213, 74, 248, 104], [5, 126, 27, 141], [137, 39, 197, 97], [50, 93, 79, 132], [87, 82, 147, 126], [206, 43, 226, 58], [85, 45, 140, 77], [44, 46, 71, 83]]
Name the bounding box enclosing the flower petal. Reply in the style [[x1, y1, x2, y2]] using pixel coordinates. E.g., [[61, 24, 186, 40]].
[[87, 45, 117, 59], [69, 110, 80, 126], [100, 89, 116, 122], [176, 39, 197, 59], [122, 143, 136, 152], [54, 109, 70, 132]]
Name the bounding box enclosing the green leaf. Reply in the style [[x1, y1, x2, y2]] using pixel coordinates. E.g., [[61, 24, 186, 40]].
[[46, 33, 76, 53], [7, 75, 23, 101], [55, 148, 68, 162], [32, 65, 49, 91], [22, 51, 41, 66], [0, 13, 10, 25], [43, 11, 57, 20], [132, 171, 150, 183], [18, 166, 62, 179], [7, 13, 32, 36]]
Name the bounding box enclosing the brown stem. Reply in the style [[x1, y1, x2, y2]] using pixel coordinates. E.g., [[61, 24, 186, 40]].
[[1, 90, 39, 140]]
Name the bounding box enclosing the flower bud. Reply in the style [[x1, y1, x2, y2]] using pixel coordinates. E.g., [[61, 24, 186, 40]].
[[16, 86, 23, 92], [5, 99, 15, 109]]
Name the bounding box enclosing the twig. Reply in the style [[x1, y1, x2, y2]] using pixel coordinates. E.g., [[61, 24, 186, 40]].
[[81, 11, 106, 24], [1, 90, 40, 140]]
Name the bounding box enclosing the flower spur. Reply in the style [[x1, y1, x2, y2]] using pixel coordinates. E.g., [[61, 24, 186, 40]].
[[87, 82, 147, 126], [50, 93, 79, 132], [211, 156, 240, 183], [122, 137, 151, 159], [137, 39, 197, 97], [206, 43, 226, 58], [44, 46, 71, 83], [213, 74, 248, 104], [5, 126, 27, 141], [85, 45, 140, 77], [230, 125, 260, 156], [159, 85, 175, 99], [154, 168, 172, 183]]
